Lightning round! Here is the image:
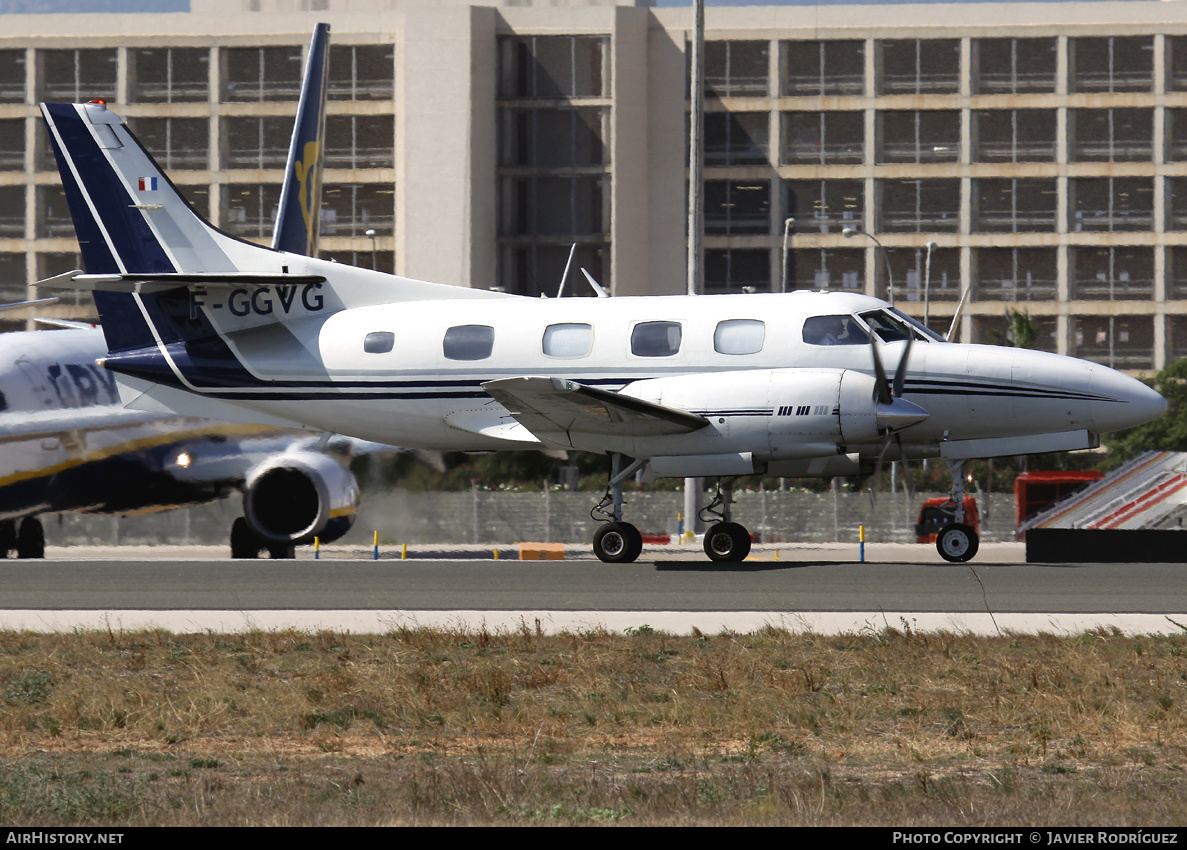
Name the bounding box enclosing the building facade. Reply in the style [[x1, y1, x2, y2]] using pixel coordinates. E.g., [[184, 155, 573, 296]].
[[1, 0, 1185, 371]]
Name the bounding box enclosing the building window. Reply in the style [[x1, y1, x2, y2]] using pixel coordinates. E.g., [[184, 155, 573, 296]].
[[781, 111, 862, 165], [35, 185, 72, 239], [320, 184, 394, 238], [784, 179, 862, 235], [1070, 247, 1154, 300], [974, 248, 1057, 302], [972, 37, 1056, 94], [705, 112, 769, 166], [500, 243, 607, 298], [127, 117, 209, 170], [1170, 247, 1187, 299], [222, 46, 303, 102], [328, 44, 394, 101], [0, 186, 23, 238], [0, 119, 23, 171], [500, 175, 607, 237], [325, 115, 394, 169], [705, 248, 769, 294], [221, 184, 282, 239], [1070, 36, 1153, 94], [1167, 109, 1187, 162], [1069, 108, 1153, 162], [128, 48, 209, 103], [878, 179, 960, 233], [705, 40, 769, 97], [0, 50, 25, 103], [877, 39, 959, 95], [882, 247, 960, 304], [1169, 36, 1187, 93], [223, 116, 292, 170], [1168, 316, 1187, 363], [498, 107, 608, 168], [1069, 177, 1153, 232], [0, 253, 24, 303], [783, 40, 864, 97], [178, 184, 210, 220], [876, 110, 959, 164], [1071, 315, 1153, 370], [971, 109, 1056, 162], [40, 49, 116, 102], [705, 180, 770, 235], [973, 178, 1057, 233], [498, 35, 609, 100], [787, 248, 864, 292]]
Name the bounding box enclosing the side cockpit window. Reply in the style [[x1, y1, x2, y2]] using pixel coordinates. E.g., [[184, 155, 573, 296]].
[[631, 321, 682, 357], [802, 315, 869, 346], [443, 325, 495, 360]]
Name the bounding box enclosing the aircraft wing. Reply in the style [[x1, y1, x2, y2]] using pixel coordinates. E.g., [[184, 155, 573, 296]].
[[482, 377, 708, 440], [0, 405, 174, 443]]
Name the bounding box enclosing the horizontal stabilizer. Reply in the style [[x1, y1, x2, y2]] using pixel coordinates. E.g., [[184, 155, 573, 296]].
[[482, 377, 708, 441], [54, 273, 326, 293]]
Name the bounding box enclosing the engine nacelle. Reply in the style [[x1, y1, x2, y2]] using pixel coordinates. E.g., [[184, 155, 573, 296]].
[[242, 451, 359, 545]]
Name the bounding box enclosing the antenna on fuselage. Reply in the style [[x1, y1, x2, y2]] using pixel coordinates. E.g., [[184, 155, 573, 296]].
[[580, 268, 609, 298], [556, 243, 577, 299]]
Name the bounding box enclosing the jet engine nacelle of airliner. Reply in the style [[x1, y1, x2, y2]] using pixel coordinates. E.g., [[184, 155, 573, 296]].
[[242, 451, 359, 545], [620, 368, 912, 478]]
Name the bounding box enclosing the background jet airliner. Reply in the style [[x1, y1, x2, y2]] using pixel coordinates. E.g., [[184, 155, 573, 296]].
[[0, 24, 349, 559], [39, 98, 1167, 564]]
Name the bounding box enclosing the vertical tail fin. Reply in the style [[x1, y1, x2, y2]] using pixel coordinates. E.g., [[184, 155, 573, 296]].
[[273, 22, 331, 256]]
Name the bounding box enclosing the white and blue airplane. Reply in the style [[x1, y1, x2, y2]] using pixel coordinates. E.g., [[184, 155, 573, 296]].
[[0, 24, 352, 559], [38, 98, 1167, 564]]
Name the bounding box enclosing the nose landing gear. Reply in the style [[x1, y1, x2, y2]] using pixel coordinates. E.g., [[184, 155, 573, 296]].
[[936, 458, 979, 563]]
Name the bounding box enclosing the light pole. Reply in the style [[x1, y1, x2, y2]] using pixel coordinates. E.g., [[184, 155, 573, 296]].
[[780, 217, 795, 293], [923, 240, 937, 326], [365, 228, 377, 271], [843, 226, 895, 306]]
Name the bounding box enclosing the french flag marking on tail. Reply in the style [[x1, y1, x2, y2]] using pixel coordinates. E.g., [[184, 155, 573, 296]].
[[138, 177, 157, 191]]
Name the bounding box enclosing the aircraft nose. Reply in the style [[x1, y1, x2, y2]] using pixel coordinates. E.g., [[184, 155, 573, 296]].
[[1089, 366, 1167, 433]]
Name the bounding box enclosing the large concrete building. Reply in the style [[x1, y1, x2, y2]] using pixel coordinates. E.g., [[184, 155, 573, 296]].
[[1, 0, 1186, 372]]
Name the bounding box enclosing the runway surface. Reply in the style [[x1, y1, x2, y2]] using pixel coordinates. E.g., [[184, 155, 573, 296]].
[[1, 543, 1184, 635]]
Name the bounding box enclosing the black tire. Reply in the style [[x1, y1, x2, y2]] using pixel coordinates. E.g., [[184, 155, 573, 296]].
[[15, 517, 44, 560], [936, 523, 979, 563], [230, 517, 262, 559], [593, 522, 642, 564], [268, 544, 296, 559], [703, 522, 751, 562]]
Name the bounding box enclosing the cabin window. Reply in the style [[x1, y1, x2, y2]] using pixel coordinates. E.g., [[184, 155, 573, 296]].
[[802, 315, 869, 346], [443, 325, 495, 360], [542, 323, 593, 358], [714, 319, 765, 355], [631, 321, 682, 357], [363, 331, 394, 354]]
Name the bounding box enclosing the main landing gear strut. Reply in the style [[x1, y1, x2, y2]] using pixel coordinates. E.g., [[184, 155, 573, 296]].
[[590, 453, 647, 563], [589, 458, 754, 564], [935, 458, 979, 563], [700, 477, 752, 563]]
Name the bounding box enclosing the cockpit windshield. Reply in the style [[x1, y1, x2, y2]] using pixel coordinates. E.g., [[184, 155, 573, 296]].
[[859, 308, 946, 343]]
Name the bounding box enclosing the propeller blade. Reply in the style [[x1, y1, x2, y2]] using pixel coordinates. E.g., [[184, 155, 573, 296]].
[[892, 330, 914, 399], [869, 336, 892, 405]]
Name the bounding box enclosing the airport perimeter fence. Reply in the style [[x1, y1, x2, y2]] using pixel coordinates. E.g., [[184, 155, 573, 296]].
[[46, 488, 1019, 549]]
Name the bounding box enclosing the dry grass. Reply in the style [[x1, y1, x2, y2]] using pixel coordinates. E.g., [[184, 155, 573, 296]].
[[0, 621, 1185, 825]]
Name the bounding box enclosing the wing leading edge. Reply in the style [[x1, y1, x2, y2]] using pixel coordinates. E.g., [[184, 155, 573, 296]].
[[481, 377, 708, 444]]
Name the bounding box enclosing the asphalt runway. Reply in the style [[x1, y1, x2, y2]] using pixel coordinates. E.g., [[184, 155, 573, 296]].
[[1, 545, 1185, 635]]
